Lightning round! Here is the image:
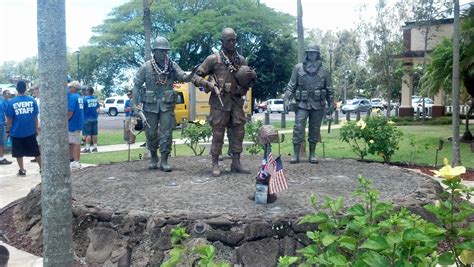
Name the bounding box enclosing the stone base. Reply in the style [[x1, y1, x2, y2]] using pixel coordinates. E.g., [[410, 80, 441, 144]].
[[9, 157, 443, 266], [432, 105, 445, 117], [398, 106, 414, 117]]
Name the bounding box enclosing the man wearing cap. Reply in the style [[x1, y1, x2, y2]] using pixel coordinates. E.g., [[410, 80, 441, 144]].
[[132, 36, 197, 171], [192, 28, 256, 177], [67, 81, 84, 170], [283, 43, 334, 164]]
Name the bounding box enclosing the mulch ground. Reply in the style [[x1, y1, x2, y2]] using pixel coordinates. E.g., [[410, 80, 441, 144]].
[[0, 160, 471, 260]]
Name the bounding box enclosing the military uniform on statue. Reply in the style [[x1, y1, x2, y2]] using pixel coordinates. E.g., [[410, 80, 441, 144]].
[[132, 36, 198, 171], [192, 28, 256, 177], [283, 43, 334, 164]]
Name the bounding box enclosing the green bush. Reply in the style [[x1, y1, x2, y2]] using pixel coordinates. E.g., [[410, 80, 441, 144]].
[[245, 118, 264, 155], [182, 120, 212, 156], [390, 116, 452, 126], [340, 112, 402, 163], [281, 168, 474, 267]]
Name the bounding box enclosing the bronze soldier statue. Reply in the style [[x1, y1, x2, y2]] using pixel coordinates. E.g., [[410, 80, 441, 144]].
[[192, 28, 256, 177], [283, 43, 334, 164], [132, 36, 197, 171]]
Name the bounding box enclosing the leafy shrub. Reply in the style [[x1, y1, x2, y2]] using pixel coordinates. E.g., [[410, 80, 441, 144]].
[[282, 176, 448, 266], [340, 111, 402, 163], [245, 118, 264, 155], [182, 120, 212, 156]]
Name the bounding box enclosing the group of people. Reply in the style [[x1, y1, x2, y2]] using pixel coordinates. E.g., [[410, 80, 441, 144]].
[[66, 80, 101, 170], [0, 78, 101, 175], [132, 27, 333, 176]]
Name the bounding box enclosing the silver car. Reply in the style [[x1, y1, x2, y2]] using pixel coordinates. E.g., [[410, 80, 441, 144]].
[[341, 98, 372, 114]]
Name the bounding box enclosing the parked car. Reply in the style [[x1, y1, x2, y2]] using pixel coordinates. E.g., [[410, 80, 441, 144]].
[[266, 99, 285, 113], [370, 98, 385, 110], [341, 98, 372, 114], [412, 97, 434, 113], [101, 96, 127, 116]]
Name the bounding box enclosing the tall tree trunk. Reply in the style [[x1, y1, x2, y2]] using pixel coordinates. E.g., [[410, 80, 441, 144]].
[[452, 0, 461, 165], [37, 0, 73, 266], [297, 0, 304, 63], [143, 0, 153, 61], [296, 0, 306, 157]]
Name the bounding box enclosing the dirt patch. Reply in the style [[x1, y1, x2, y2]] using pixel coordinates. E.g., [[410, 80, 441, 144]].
[[0, 156, 447, 265]]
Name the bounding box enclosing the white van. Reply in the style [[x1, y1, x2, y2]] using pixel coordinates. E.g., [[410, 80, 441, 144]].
[[266, 99, 285, 113], [101, 96, 127, 116]]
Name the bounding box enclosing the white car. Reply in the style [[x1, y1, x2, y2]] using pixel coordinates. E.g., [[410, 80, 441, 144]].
[[412, 97, 434, 113], [101, 96, 127, 116], [370, 98, 385, 110], [266, 99, 285, 113]]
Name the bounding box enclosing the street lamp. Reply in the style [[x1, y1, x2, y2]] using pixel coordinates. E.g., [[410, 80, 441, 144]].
[[75, 50, 80, 83], [343, 69, 351, 104]]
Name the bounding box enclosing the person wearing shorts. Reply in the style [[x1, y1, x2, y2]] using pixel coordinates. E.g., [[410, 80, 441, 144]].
[[81, 86, 99, 153], [67, 81, 84, 170], [5, 80, 41, 176]]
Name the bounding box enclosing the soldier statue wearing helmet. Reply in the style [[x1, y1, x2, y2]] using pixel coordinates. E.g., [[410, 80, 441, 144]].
[[283, 42, 334, 164], [192, 28, 256, 177], [132, 36, 198, 172]]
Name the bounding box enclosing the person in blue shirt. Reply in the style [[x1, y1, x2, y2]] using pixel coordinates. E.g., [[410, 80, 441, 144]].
[[81, 86, 99, 153], [5, 80, 41, 175], [124, 91, 136, 144], [67, 81, 84, 170], [0, 91, 12, 165]]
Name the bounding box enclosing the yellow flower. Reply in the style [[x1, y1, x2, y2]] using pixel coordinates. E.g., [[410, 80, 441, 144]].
[[387, 120, 395, 125], [369, 139, 374, 144], [356, 119, 366, 129], [373, 108, 380, 113], [255, 117, 263, 122], [197, 119, 206, 125], [431, 157, 466, 180]]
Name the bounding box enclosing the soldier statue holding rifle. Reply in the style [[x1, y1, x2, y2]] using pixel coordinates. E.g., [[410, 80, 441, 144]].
[[192, 28, 256, 177], [132, 36, 198, 172]]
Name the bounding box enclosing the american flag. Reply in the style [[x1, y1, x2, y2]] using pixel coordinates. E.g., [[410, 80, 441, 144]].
[[268, 156, 288, 194]]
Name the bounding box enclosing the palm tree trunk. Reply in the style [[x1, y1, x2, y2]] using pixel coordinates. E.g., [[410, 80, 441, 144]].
[[37, 0, 73, 265], [452, 0, 461, 166], [143, 0, 153, 61]]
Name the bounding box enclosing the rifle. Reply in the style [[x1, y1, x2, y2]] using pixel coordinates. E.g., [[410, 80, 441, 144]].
[[210, 74, 224, 107]]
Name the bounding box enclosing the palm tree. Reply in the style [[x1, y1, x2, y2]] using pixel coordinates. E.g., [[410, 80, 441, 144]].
[[421, 5, 474, 142]]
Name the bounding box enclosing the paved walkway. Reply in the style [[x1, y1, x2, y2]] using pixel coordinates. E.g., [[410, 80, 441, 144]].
[[0, 123, 471, 266]]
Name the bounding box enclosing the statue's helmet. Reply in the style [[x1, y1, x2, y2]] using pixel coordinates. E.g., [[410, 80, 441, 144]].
[[151, 36, 170, 50], [305, 43, 320, 53], [235, 65, 257, 88]]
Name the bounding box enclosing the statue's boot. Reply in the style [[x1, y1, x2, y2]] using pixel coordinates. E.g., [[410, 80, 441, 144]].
[[309, 143, 318, 164], [160, 153, 172, 172], [231, 153, 249, 173], [148, 150, 159, 170], [212, 154, 220, 177], [290, 144, 301, 164]]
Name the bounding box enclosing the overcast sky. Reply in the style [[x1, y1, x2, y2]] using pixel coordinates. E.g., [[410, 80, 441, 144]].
[[0, 0, 471, 64]]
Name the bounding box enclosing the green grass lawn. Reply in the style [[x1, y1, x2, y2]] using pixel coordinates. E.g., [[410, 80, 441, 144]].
[[83, 124, 473, 168], [96, 129, 182, 146]]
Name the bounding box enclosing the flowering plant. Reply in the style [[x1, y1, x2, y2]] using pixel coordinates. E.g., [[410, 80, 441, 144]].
[[339, 114, 402, 163], [182, 119, 212, 156], [424, 158, 473, 266]]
